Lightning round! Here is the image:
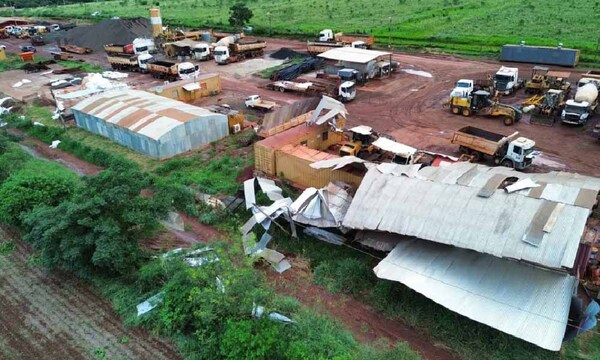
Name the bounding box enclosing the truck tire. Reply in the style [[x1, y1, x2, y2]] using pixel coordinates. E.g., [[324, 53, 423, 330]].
[[461, 108, 471, 117], [503, 116, 514, 126], [501, 159, 514, 168], [451, 106, 460, 114], [278, 86, 285, 93]]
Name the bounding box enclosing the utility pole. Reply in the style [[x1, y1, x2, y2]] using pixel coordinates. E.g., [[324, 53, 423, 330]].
[[267, 12, 272, 37], [388, 17, 392, 78]]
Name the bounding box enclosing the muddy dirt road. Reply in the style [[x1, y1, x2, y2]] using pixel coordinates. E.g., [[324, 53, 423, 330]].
[[0, 228, 181, 360]]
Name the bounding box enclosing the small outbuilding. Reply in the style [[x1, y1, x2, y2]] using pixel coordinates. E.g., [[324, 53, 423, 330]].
[[72, 90, 229, 159], [318, 47, 391, 80], [150, 73, 221, 102]]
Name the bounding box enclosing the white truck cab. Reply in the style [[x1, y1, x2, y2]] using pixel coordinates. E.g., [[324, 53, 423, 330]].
[[214, 46, 230, 64], [319, 29, 334, 42], [50, 24, 61, 32], [450, 79, 473, 98], [562, 99, 590, 124], [137, 53, 154, 72], [494, 66, 520, 95], [504, 137, 537, 170], [132, 38, 156, 54], [177, 62, 200, 80], [339, 81, 356, 102], [193, 43, 211, 60]]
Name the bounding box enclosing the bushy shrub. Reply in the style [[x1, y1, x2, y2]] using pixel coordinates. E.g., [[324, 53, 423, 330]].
[[314, 258, 377, 296]]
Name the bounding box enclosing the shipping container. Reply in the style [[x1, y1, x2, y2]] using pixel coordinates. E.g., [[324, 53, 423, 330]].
[[500, 45, 580, 67]]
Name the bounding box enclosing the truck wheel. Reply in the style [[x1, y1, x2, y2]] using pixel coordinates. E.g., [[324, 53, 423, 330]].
[[451, 106, 460, 114], [503, 116, 514, 126], [278, 86, 285, 92], [461, 108, 471, 117], [501, 159, 514, 168]]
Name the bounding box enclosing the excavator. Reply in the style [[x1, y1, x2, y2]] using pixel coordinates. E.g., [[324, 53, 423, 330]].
[[446, 90, 522, 126]]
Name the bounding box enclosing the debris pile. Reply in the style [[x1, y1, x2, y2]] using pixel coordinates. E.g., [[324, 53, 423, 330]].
[[44, 18, 152, 52], [270, 47, 306, 60]]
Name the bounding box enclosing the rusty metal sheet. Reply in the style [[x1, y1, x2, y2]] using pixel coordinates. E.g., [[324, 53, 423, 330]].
[[522, 201, 558, 247], [477, 174, 508, 198], [574, 188, 598, 209]]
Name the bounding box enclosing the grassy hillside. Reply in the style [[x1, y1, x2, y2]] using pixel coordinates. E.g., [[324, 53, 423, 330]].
[[9, 0, 600, 64]]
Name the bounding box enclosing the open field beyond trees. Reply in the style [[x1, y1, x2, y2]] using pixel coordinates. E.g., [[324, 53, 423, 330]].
[[9, 0, 600, 64]]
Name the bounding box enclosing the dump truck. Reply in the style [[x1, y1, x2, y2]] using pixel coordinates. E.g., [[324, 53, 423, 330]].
[[339, 125, 378, 157], [451, 126, 537, 170], [60, 45, 93, 54], [105, 43, 135, 55], [107, 53, 153, 72], [267, 79, 356, 102], [51, 51, 74, 60], [245, 95, 276, 111], [317, 29, 374, 47], [213, 38, 266, 64], [446, 90, 523, 126], [561, 83, 598, 125], [147, 60, 199, 81], [192, 43, 212, 61], [493, 66, 522, 95]]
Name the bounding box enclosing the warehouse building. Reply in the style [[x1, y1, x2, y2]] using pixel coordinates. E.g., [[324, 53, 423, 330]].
[[72, 90, 229, 159]]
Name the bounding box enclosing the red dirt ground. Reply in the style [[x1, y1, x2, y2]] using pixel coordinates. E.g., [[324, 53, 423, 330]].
[[0, 227, 182, 360]]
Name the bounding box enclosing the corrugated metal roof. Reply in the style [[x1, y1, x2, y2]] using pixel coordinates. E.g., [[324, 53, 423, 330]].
[[374, 239, 576, 351], [73, 90, 218, 140], [318, 47, 391, 64], [343, 165, 597, 269]]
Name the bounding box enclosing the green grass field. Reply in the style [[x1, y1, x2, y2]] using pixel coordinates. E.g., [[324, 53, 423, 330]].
[[8, 0, 600, 65]]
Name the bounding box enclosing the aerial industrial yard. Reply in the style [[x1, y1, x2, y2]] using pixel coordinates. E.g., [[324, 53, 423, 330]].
[[0, 3, 599, 360]]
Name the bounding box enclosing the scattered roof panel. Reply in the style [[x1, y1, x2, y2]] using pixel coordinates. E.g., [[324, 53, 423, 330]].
[[374, 239, 576, 351]]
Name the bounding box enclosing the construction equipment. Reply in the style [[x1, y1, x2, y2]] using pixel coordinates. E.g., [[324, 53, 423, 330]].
[[339, 125, 378, 157], [493, 66, 523, 95], [214, 38, 266, 64], [31, 35, 45, 46], [147, 60, 199, 81], [60, 45, 93, 54], [245, 95, 276, 111], [317, 29, 375, 48], [522, 89, 566, 126], [192, 43, 212, 60], [525, 66, 572, 94], [268, 78, 356, 102], [451, 126, 537, 170], [51, 51, 74, 61], [525, 66, 549, 94], [561, 83, 598, 125], [446, 90, 522, 126], [107, 53, 153, 72]]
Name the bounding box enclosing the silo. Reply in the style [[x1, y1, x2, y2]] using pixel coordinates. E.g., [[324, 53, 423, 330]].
[[149, 7, 162, 37]]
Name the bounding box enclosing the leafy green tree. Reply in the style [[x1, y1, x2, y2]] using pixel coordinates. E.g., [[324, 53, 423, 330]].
[[229, 3, 253, 29], [22, 169, 168, 277], [0, 165, 78, 225]]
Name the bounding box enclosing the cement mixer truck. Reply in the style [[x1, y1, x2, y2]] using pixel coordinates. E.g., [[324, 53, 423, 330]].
[[561, 82, 598, 125]]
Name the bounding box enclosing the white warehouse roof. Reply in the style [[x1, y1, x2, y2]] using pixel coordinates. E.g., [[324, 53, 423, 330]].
[[318, 47, 391, 64], [374, 239, 576, 351], [72, 90, 220, 141]]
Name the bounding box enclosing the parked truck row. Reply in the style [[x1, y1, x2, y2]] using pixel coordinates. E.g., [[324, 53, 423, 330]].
[[307, 29, 375, 55]]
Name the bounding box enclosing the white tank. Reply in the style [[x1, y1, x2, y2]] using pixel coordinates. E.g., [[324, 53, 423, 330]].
[[575, 83, 598, 104], [215, 35, 239, 47]]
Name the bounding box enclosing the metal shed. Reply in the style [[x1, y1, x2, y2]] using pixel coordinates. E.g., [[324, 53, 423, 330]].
[[500, 45, 580, 67], [318, 47, 391, 79], [72, 90, 229, 159]]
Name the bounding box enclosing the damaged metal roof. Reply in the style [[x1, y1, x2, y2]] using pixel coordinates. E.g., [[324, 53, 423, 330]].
[[374, 239, 576, 351], [343, 163, 600, 270]]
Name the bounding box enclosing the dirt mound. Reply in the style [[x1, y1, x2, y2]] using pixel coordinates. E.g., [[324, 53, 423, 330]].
[[270, 47, 306, 60], [44, 18, 152, 52]]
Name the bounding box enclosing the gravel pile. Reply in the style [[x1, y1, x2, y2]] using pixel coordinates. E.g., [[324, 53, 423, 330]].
[[44, 18, 152, 52], [270, 47, 306, 60]]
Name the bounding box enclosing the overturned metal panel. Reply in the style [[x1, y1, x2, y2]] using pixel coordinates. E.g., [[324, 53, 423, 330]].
[[355, 231, 404, 252], [500, 45, 580, 67], [308, 95, 348, 125], [310, 156, 367, 170], [343, 168, 591, 270], [372, 137, 416, 158], [374, 240, 576, 351], [261, 98, 320, 135]]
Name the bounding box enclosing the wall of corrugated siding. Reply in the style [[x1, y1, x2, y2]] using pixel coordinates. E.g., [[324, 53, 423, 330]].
[[500, 45, 580, 67], [275, 149, 363, 188], [73, 110, 229, 159]]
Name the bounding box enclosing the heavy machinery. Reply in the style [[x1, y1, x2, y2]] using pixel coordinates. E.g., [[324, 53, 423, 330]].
[[267, 78, 356, 102], [192, 43, 212, 61], [317, 29, 374, 47], [31, 35, 45, 46], [147, 60, 199, 81], [561, 83, 598, 125], [107, 53, 153, 72], [339, 125, 378, 157], [493, 66, 522, 95], [522, 89, 565, 125], [214, 38, 266, 64], [525, 66, 572, 94], [451, 126, 537, 170], [446, 90, 522, 126], [245, 95, 276, 111]]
